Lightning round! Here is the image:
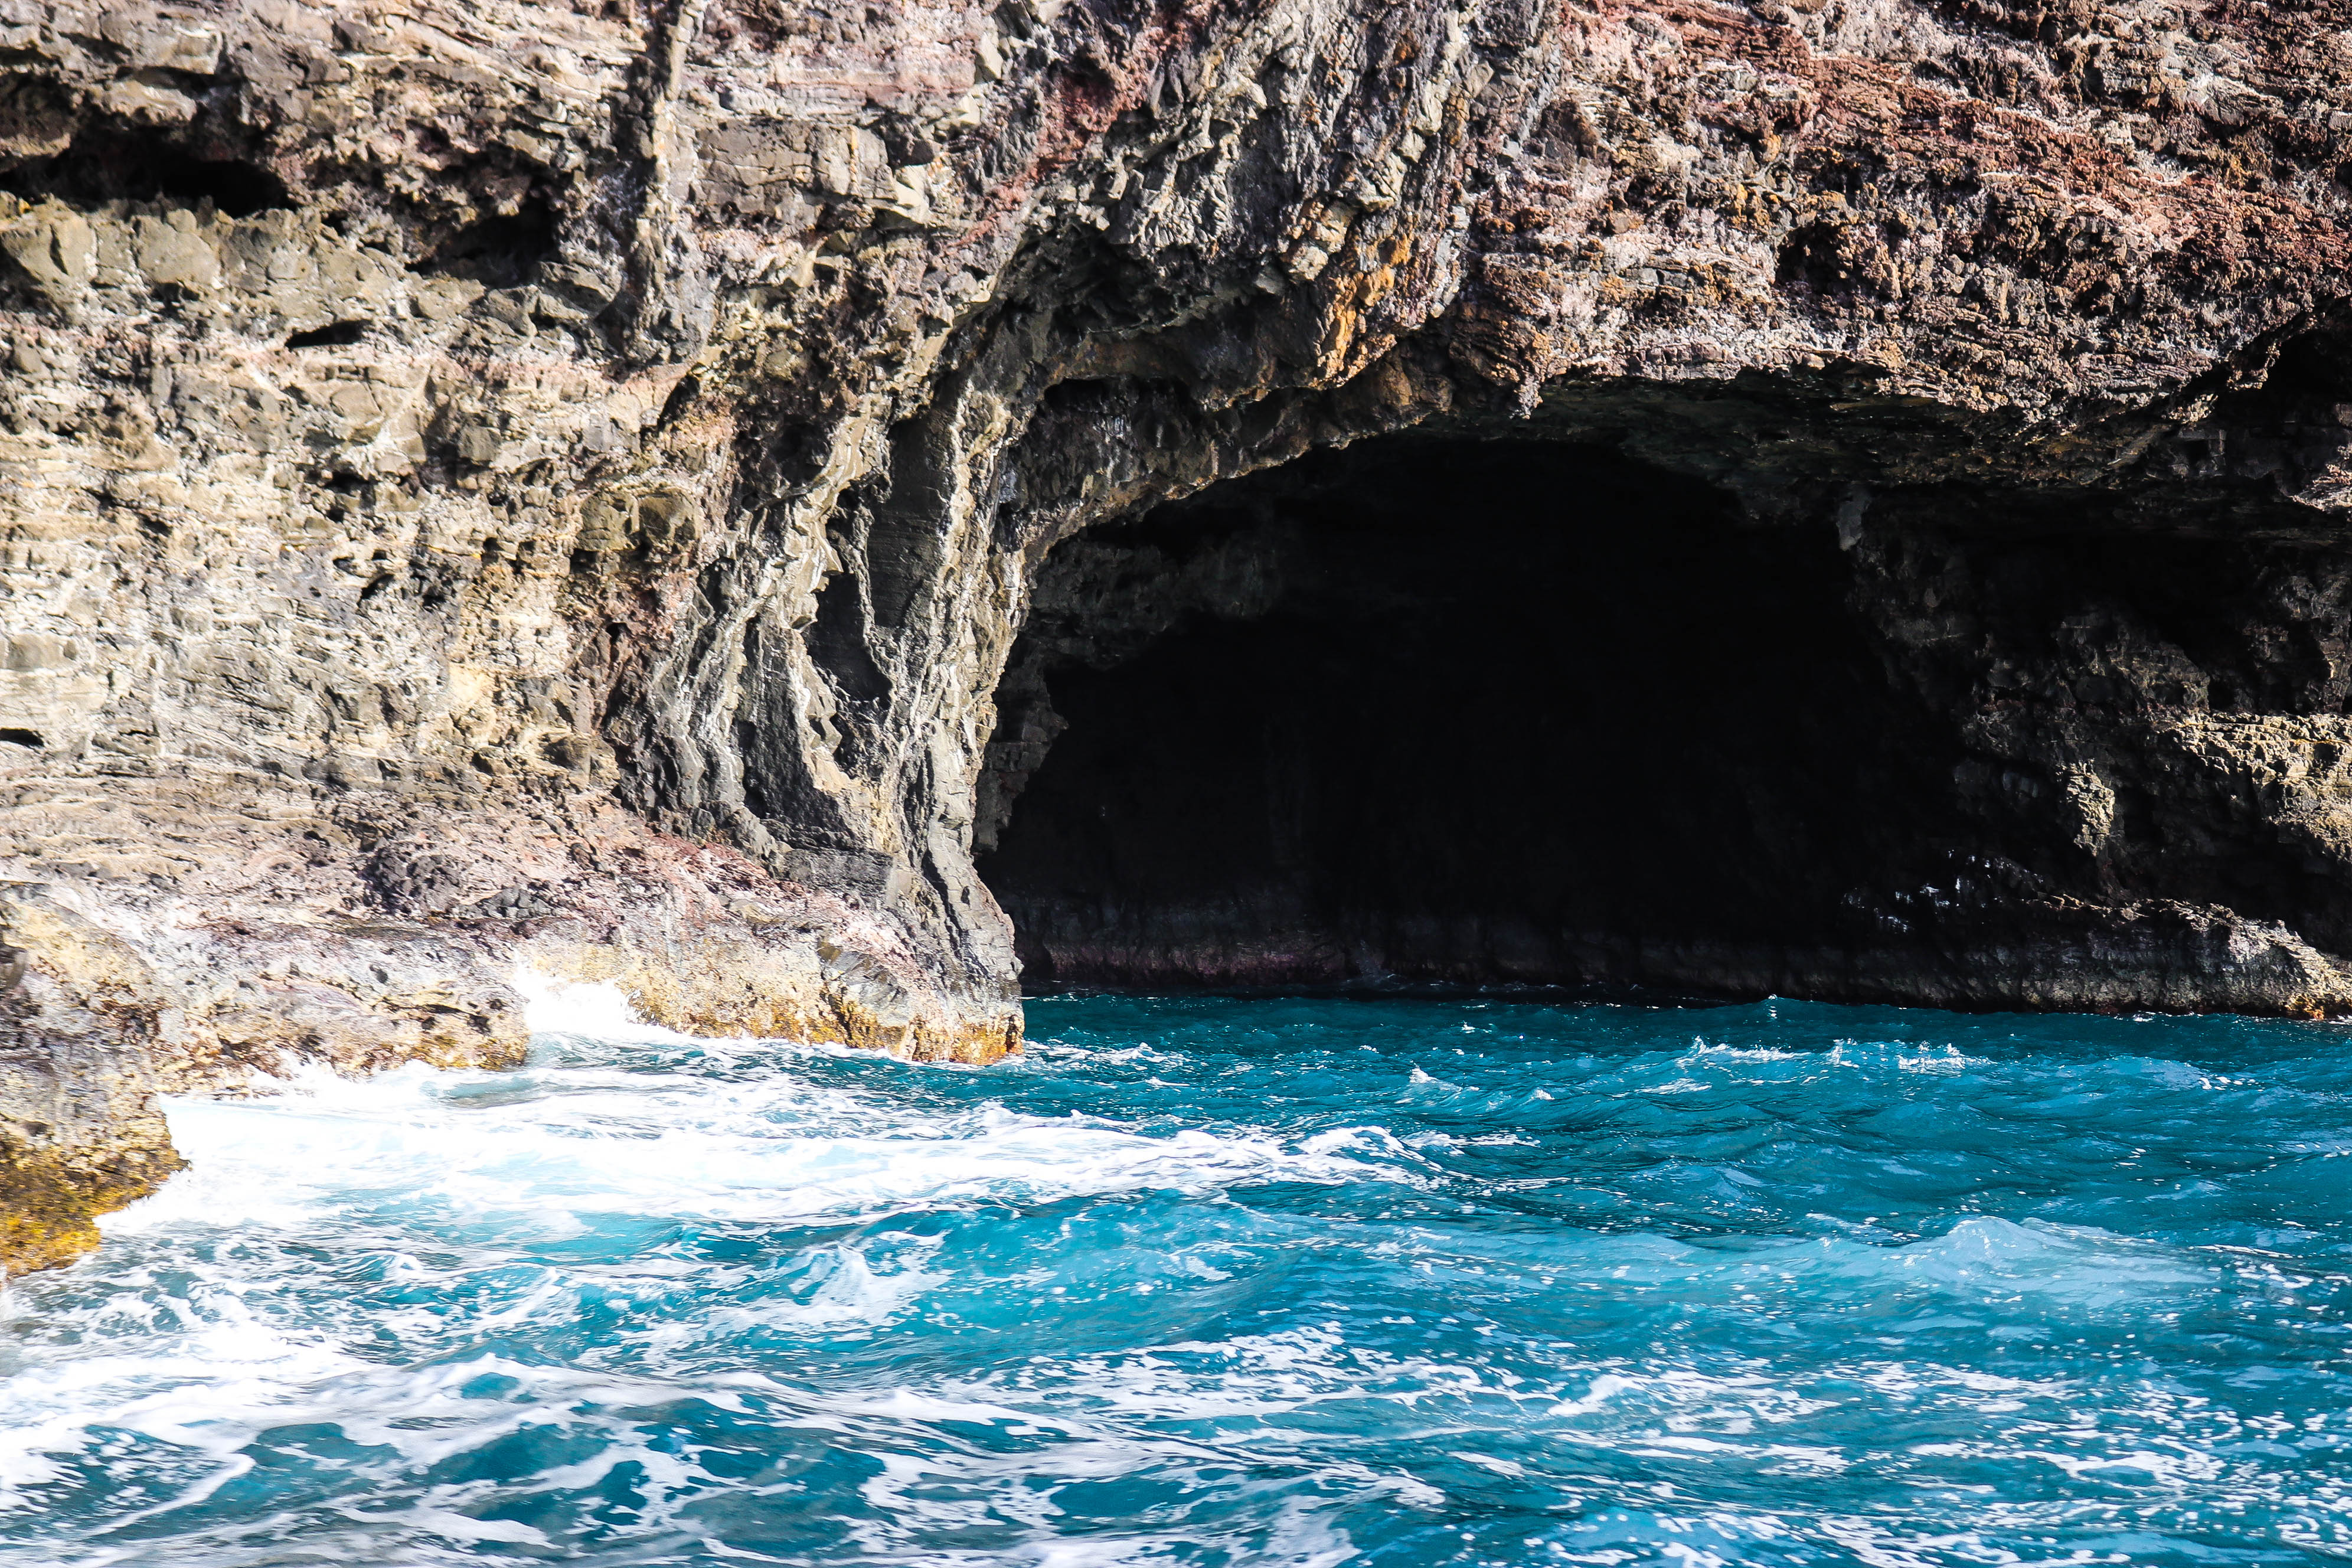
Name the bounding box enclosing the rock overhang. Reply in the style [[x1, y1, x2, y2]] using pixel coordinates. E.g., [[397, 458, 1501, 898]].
[[2, 0, 2351, 1266]]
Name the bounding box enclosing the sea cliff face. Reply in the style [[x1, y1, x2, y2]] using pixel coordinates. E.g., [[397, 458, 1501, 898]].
[[6, 0, 2352, 1267]]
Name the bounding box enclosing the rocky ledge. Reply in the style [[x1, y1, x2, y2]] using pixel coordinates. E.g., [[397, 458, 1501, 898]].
[[6, 0, 2352, 1269]]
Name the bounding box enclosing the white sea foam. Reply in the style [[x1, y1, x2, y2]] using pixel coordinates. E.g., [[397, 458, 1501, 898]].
[[0, 1016, 1430, 1551], [128, 1090, 1396, 1234], [2, 996, 2340, 1566], [513, 968, 699, 1042]]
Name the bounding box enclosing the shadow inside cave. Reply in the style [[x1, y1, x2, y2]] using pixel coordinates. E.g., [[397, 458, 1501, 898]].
[[974, 437, 1974, 994]]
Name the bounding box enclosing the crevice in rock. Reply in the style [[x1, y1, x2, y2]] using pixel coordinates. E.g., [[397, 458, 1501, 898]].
[[0, 124, 289, 216], [283, 320, 368, 348], [806, 570, 891, 710], [410, 200, 558, 288]]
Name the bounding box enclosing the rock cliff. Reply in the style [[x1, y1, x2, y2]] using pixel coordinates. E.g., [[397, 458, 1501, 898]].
[[7, 0, 2352, 1268]]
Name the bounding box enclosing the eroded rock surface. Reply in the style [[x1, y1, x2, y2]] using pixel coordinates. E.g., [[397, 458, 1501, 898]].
[[5, 0, 2352, 1265]]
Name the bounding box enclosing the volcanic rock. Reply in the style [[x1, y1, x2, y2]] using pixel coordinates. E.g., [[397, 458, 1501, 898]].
[[5, 0, 2352, 1266]]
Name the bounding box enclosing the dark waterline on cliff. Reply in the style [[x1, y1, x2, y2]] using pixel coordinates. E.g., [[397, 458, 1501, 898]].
[[1, 994, 2347, 1565]]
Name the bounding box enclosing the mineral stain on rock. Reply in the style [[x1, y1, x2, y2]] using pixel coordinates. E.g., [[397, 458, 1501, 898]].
[[5, 0, 2352, 1266]]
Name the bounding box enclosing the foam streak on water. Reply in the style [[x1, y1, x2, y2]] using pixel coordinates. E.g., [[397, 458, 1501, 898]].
[[2, 994, 2348, 1566]]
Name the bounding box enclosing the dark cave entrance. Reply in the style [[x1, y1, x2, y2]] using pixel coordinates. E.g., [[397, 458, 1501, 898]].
[[975, 437, 1971, 995]]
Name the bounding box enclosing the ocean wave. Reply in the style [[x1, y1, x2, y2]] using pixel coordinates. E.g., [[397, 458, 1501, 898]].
[[1, 994, 2346, 1566]]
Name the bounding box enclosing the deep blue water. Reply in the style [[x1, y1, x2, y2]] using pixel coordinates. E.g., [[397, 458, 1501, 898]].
[[2, 992, 2348, 1566]]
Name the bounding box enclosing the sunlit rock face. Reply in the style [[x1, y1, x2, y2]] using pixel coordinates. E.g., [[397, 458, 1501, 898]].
[[6, 0, 2352, 1263]]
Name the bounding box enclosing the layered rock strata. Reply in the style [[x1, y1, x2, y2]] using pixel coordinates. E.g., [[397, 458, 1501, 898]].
[[4, 0, 2352, 1265]]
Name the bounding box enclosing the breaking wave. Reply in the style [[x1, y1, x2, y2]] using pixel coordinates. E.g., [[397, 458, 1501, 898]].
[[2, 991, 2347, 1564]]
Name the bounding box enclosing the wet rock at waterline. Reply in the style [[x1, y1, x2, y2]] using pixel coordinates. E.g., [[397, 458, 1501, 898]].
[[8, 0, 2352, 1266]]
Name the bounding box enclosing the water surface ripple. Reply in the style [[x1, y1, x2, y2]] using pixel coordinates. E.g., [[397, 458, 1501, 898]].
[[3, 994, 2348, 1565]]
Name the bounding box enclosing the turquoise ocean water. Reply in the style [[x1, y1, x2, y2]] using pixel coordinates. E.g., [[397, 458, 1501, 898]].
[[1, 992, 2347, 1564]]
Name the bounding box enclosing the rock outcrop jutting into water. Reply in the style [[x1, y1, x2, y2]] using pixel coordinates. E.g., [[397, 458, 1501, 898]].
[[6, 0, 2352, 1266]]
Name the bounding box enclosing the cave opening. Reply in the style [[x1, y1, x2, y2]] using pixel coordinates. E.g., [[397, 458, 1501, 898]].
[[976, 437, 1974, 997]]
